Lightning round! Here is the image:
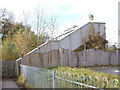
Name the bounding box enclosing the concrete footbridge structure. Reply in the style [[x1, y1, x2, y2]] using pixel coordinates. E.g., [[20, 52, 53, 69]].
[[26, 22, 106, 54]]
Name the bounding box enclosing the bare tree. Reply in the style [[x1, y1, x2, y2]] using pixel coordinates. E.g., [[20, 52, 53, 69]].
[[47, 15, 58, 39], [35, 8, 47, 34], [0, 8, 14, 22], [0, 8, 14, 40], [7, 11, 14, 23], [34, 7, 47, 45], [20, 11, 31, 54], [0, 8, 7, 19], [21, 11, 30, 26]]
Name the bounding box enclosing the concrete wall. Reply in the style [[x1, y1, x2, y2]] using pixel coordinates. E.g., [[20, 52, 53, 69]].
[[78, 49, 109, 66], [108, 51, 118, 65], [28, 22, 106, 54], [20, 49, 119, 68], [2, 60, 17, 78], [34, 41, 59, 53], [58, 22, 106, 51]]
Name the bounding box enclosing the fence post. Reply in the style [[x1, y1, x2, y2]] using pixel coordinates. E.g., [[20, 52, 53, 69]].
[[53, 70, 56, 89], [18, 59, 21, 76]]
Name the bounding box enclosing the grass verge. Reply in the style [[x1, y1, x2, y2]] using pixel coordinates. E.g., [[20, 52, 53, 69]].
[[51, 66, 119, 88]]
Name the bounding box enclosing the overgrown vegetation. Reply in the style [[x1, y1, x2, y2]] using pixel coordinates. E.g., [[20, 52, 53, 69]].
[[74, 35, 108, 52], [51, 66, 119, 88], [0, 8, 57, 60], [74, 23, 117, 52], [1, 22, 42, 60], [16, 74, 35, 89]]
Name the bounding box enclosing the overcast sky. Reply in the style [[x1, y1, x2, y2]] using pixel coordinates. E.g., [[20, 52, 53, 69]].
[[0, 0, 119, 45]]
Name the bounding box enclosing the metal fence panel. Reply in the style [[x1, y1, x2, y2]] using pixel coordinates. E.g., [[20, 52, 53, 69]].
[[20, 65, 119, 88]]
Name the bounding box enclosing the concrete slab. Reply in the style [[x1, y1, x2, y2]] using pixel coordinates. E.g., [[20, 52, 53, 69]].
[[89, 67, 119, 75], [2, 79, 21, 89]]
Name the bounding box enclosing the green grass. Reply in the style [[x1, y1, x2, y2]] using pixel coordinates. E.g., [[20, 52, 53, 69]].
[[50, 66, 119, 88], [16, 66, 119, 88]]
